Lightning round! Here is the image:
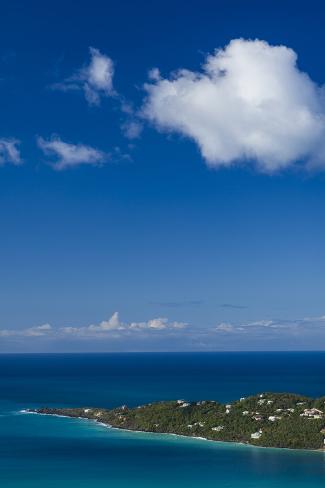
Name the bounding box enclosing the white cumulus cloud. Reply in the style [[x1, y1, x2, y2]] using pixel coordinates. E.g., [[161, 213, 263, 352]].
[[37, 135, 107, 170], [0, 138, 22, 165], [87, 312, 124, 332], [143, 38, 325, 172], [129, 317, 187, 330], [61, 312, 188, 337], [53, 47, 114, 106]]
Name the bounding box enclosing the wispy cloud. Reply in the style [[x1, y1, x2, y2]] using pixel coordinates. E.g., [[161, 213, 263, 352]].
[[0, 138, 22, 165], [37, 135, 107, 170], [52, 47, 114, 106], [215, 323, 236, 333], [142, 38, 325, 172], [121, 120, 143, 140], [220, 303, 247, 310], [0, 323, 52, 337], [149, 300, 203, 308], [119, 99, 144, 143], [214, 316, 325, 333]]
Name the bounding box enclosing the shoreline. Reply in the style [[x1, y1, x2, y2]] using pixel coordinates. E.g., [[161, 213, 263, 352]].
[[22, 410, 325, 454]]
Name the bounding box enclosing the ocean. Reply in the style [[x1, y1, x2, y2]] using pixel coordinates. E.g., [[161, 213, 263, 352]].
[[1, 352, 325, 487]]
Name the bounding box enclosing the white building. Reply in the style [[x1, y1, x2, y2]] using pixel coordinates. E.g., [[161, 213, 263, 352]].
[[251, 430, 262, 439], [268, 415, 282, 422]]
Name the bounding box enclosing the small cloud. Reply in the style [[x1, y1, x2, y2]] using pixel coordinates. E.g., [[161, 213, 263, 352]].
[[0, 138, 22, 166], [119, 99, 143, 142], [220, 303, 247, 310], [215, 323, 235, 333], [244, 320, 274, 327], [121, 120, 143, 140], [52, 47, 114, 106], [37, 135, 107, 170], [148, 68, 161, 81]]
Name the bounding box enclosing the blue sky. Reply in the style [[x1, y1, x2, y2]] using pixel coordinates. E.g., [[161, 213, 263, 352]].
[[1, 0, 325, 352]]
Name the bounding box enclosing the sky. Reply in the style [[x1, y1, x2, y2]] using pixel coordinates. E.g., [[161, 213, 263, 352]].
[[1, 0, 325, 352]]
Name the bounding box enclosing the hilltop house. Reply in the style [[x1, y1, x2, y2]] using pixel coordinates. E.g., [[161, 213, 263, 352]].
[[300, 408, 323, 419], [268, 415, 282, 422]]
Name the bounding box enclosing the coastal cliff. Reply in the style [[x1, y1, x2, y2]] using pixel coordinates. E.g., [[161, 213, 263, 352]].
[[31, 392, 325, 450]]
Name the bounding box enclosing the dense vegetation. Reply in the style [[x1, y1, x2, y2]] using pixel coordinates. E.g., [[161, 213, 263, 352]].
[[32, 392, 325, 450]]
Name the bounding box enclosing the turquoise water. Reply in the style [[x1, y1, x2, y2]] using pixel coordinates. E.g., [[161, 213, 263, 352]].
[[1, 352, 325, 487]]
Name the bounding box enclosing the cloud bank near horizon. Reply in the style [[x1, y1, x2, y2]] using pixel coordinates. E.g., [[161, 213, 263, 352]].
[[143, 38, 325, 172], [2, 312, 325, 352], [0, 312, 188, 339]]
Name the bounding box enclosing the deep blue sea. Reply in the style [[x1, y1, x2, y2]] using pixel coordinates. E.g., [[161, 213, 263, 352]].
[[1, 352, 325, 487]]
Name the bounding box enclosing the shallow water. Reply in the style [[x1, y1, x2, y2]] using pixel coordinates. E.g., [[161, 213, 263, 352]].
[[1, 352, 325, 487]]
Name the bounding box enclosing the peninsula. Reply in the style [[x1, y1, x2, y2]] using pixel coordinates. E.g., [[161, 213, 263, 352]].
[[31, 392, 325, 450]]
